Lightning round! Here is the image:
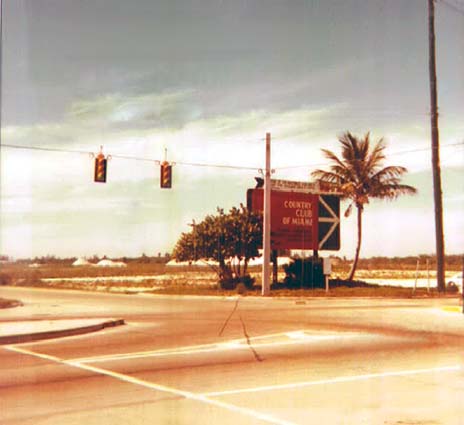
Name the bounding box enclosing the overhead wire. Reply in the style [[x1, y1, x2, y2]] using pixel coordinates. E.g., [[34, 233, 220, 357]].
[[1, 140, 463, 173], [1, 143, 93, 156], [0, 143, 262, 171], [273, 141, 464, 170], [439, 0, 464, 15]]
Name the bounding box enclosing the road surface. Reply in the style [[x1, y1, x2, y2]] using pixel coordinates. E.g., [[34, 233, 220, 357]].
[[1, 286, 463, 424]]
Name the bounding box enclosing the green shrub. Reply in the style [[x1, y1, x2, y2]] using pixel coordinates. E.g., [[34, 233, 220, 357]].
[[24, 271, 42, 286], [0, 273, 12, 286], [236, 283, 247, 295], [283, 258, 324, 288], [219, 275, 255, 290], [446, 282, 459, 294]]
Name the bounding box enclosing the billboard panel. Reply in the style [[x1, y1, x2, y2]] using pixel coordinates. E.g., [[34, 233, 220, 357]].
[[248, 189, 319, 250]]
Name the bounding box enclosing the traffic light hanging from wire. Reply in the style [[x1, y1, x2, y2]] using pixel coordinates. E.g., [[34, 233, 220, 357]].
[[94, 152, 107, 183], [160, 161, 172, 188]]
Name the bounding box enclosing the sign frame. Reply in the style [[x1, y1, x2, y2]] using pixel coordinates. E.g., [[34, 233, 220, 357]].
[[248, 179, 341, 251], [248, 189, 319, 250]]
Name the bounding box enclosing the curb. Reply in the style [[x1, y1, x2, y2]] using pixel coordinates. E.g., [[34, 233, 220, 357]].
[[0, 318, 125, 345]]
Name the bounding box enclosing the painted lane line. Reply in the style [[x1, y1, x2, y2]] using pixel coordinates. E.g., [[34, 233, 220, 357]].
[[70, 331, 359, 364], [5, 345, 64, 363], [285, 331, 350, 341], [66, 362, 297, 425], [5, 345, 296, 425], [203, 365, 462, 397], [73, 338, 338, 364], [69, 329, 333, 362], [71, 332, 298, 363]]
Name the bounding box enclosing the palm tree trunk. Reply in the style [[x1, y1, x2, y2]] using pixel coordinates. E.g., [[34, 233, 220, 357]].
[[348, 205, 363, 281]]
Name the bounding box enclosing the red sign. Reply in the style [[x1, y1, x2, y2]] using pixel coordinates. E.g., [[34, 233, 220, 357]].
[[248, 189, 319, 250]]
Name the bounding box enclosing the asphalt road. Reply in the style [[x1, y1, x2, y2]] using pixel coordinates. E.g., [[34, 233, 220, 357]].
[[1, 286, 464, 425]]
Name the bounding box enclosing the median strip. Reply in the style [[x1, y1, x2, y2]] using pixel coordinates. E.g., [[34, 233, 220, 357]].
[[0, 318, 125, 345]]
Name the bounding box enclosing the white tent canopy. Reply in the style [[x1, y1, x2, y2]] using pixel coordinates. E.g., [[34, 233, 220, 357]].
[[95, 259, 127, 268], [72, 257, 91, 266]]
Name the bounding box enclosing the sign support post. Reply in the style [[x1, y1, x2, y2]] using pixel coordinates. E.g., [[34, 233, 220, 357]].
[[262, 133, 271, 296], [323, 257, 332, 293]]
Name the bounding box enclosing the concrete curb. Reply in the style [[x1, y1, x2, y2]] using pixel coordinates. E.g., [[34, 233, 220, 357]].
[[0, 318, 125, 345]]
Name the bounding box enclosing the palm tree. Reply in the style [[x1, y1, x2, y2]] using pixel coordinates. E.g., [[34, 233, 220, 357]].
[[312, 132, 417, 281]]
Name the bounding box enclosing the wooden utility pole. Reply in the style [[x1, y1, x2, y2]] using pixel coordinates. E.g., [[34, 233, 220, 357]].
[[461, 256, 464, 314], [428, 0, 446, 292], [262, 133, 271, 296], [0, 0, 3, 149]]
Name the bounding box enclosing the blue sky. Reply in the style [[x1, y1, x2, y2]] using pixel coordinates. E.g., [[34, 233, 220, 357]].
[[1, 0, 463, 259]]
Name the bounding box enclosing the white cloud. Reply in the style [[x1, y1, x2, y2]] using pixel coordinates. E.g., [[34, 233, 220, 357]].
[[66, 90, 202, 129], [2, 88, 462, 258], [340, 205, 464, 259]]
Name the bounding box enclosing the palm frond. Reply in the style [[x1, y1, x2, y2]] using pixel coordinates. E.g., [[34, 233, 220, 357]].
[[338, 132, 357, 163], [311, 169, 341, 182], [365, 138, 386, 173], [370, 165, 408, 182], [370, 183, 417, 199], [314, 131, 416, 206], [321, 149, 346, 169]]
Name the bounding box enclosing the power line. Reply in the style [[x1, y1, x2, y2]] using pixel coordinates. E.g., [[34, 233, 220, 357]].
[[174, 161, 258, 171], [1, 143, 93, 156], [2, 140, 463, 173], [0, 143, 261, 171], [274, 141, 464, 170], [439, 0, 464, 15]]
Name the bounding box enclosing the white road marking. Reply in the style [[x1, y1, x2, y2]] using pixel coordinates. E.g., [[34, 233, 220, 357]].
[[202, 365, 462, 397], [285, 331, 345, 341], [5, 345, 296, 425], [69, 330, 359, 364]]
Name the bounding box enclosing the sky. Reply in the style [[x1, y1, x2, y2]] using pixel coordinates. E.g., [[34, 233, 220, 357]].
[[1, 0, 463, 260]]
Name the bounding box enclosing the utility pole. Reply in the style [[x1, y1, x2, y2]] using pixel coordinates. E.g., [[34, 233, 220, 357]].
[[461, 255, 464, 314], [0, 0, 3, 151], [262, 133, 271, 296], [428, 0, 446, 292]]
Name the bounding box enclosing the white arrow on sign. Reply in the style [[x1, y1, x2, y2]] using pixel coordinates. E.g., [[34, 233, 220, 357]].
[[318, 196, 340, 249]]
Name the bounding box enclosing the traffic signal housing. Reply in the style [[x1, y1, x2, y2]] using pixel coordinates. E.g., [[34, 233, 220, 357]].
[[94, 153, 107, 183], [160, 161, 172, 189]]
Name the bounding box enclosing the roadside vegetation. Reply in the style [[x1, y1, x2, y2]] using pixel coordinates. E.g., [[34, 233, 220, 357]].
[[172, 205, 262, 289], [0, 254, 461, 298]]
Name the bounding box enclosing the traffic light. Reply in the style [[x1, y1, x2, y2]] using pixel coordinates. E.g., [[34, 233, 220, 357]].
[[160, 161, 172, 188], [94, 153, 107, 183]]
